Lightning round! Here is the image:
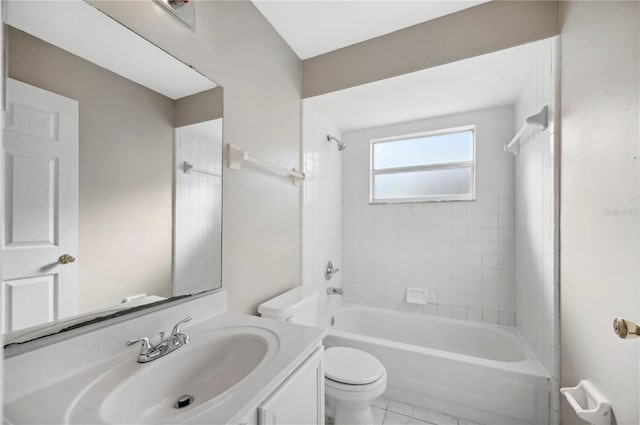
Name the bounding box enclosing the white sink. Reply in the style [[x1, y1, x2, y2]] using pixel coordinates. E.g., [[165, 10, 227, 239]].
[[4, 308, 327, 425], [66, 326, 279, 424]]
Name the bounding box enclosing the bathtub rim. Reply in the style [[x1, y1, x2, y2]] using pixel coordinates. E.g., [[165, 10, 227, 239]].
[[325, 303, 549, 379]]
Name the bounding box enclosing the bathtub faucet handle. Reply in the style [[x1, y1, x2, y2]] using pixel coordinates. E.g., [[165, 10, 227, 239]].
[[324, 260, 341, 280]]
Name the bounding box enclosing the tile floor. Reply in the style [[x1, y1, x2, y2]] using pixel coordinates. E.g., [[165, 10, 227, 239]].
[[328, 397, 484, 425]]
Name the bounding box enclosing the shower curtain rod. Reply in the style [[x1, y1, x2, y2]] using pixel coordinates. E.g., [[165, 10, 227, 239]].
[[183, 161, 221, 177], [504, 105, 549, 156]]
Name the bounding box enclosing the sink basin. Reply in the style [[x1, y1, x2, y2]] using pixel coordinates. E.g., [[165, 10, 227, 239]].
[[66, 326, 279, 424]]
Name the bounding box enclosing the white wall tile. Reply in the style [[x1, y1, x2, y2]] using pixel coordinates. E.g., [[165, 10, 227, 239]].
[[513, 38, 559, 424], [301, 101, 343, 320], [173, 119, 223, 295], [482, 310, 500, 325], [341, 106, 516, 325]]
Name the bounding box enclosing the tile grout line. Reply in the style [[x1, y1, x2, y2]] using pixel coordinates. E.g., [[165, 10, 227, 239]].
[[381, 407, 388, 425], [372, 398, 480, 425], [383, 407, 439, 425]]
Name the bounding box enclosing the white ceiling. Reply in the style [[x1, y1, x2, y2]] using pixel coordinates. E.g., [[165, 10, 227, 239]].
[[6, 0, 216, 100], [252, 0, 490, 59], [306, 39, 551, 132]]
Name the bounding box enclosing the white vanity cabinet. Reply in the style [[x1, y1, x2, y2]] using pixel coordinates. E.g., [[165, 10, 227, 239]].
[[256, 346, 325, 425]]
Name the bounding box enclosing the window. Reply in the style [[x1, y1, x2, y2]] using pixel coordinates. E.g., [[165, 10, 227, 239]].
[[370, 127, 475, 203]]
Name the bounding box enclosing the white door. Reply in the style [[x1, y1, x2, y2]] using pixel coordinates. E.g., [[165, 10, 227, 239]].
[[2, 78, 79, 333]]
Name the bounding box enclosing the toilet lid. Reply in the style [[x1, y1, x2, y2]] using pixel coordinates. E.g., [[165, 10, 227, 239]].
[[325, 347, 385, 385]]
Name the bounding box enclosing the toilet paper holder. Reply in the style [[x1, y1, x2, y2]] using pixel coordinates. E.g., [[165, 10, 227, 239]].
[[560, 380, 611, 425]]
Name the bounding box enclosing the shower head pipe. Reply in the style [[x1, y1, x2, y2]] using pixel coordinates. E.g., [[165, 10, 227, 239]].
[[327, 134, 347, 151]]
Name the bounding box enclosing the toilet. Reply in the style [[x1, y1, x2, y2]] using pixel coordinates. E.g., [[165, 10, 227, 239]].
[[258, 286, 388, 425], [324, 346, 387, 424]]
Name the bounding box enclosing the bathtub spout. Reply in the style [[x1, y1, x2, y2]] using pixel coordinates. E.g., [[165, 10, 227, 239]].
[[327, 287, 344, 296]]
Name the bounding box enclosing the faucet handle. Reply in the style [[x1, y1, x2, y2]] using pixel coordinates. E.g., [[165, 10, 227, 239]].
[[126, 337, 153, 354], [171, 316, 192, 336], [324, 261, 341, 280]]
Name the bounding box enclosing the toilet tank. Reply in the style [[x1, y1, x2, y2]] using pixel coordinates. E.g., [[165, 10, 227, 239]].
[[258, 286, 319, 325]]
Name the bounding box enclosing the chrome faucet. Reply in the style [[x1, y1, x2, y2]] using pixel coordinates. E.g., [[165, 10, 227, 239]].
[[324, 260, 341, 281], [126, 316, 191, 363], [327, 287, 344, 296]]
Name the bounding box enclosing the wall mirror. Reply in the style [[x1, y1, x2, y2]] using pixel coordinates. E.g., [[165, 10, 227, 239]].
[[2, 1, 223, 348]]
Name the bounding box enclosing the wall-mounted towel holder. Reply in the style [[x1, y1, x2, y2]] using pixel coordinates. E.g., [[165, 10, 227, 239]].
[[227, 143, 305, 185], [560, 380, 611, 425], [504, 105, 549, 156]]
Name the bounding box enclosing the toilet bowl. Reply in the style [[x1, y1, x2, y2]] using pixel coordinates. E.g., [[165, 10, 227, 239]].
[[324, 347, 387, 425], [258, 288, 387, 425]]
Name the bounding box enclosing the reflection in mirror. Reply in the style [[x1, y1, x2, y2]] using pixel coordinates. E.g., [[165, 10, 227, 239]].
[[2, 1, 223, 346]]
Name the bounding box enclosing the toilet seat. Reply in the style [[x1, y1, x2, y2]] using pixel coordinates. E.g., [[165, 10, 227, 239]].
[[325, 369, 387, 394], [325, 347, 385, 385]]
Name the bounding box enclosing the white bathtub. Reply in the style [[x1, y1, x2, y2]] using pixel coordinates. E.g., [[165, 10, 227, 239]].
[[324, 305, 550, 425]]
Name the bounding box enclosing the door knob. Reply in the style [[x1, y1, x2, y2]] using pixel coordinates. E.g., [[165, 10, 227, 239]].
[[613, 318, 640, 339], [59, 254, 76, 264]]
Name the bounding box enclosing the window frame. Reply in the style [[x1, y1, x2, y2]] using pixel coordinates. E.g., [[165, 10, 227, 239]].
[[369, 125, 476, 204]]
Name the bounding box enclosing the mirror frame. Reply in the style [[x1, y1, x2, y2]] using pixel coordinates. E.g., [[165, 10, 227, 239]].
[[2, 1, 224, 353], [3, 289, 224, 357]]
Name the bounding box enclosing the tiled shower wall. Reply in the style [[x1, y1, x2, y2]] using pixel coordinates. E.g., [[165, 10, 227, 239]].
[[341, 106, 517, 325], [301, 101, 342, 320], [513, 38, 560, 425], [173, 119, 223, 296]]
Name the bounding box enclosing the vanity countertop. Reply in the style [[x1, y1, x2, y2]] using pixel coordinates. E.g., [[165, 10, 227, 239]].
[[4, 309, 327, 425]]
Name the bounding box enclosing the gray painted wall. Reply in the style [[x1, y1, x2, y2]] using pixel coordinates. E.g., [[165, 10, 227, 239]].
[[175, 87, 224, 128], [302, 1, 559, 98], [88, 1, 303, 314]]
